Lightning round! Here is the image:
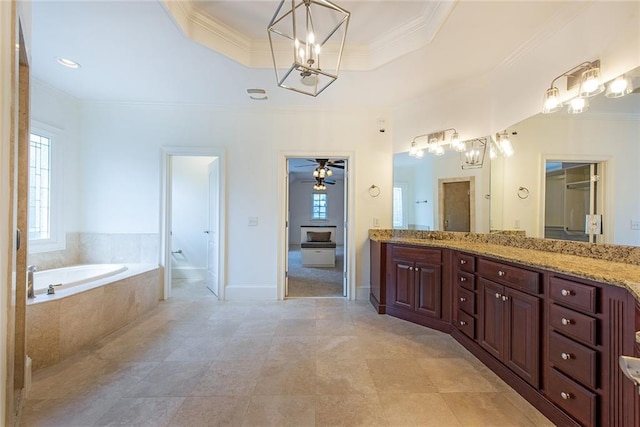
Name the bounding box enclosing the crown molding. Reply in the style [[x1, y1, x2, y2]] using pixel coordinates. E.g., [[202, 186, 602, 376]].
[[163, 0, 455, 71]]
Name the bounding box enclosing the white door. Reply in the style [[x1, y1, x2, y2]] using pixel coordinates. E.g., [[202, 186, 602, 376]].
[[342, 160, 348, 297], [206, 159, 219, 296]]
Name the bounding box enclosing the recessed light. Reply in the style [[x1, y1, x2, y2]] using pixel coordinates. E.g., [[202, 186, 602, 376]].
[[246, 88, 268, 100], [56, 57, 81, 69]]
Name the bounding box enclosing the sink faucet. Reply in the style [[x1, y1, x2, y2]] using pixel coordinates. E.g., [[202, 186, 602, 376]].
[[27, 265, 37, 299]]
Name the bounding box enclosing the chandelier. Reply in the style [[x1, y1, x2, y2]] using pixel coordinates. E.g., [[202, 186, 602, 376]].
[[267, 0, 350, 96]]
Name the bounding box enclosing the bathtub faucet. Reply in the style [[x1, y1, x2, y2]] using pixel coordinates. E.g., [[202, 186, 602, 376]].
[[27, 265, 37, 299]]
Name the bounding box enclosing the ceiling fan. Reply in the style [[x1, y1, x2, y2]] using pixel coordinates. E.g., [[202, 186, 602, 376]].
[[295, 158, 345, 169]]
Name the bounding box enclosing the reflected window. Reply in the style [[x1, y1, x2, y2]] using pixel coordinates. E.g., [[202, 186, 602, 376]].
[[393, 186, 404, 228], [29, 133, 51, 240]]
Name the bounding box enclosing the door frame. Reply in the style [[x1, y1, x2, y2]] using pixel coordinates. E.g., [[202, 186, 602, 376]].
[[539, 154, 611, 243], [160, 147, 226, 300], [278, 151, 355, 300], [439, 177, 475, 232]]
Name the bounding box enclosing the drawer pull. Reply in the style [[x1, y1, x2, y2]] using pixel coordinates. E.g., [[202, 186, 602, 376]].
[[459, 297, 466, 302], [495, 293, 501, 299], [459, 320, 467, 326], [560, 391, 573, 400], [561, 289, 573, 297], [409, 267, 413, 271], [460, 277, 466, 282], [502, 295, 509, 302], [460, 259, 467, 265], [498, 270, 505, 277], [561, 318, 573, 326], [561, 352, 574, 360]]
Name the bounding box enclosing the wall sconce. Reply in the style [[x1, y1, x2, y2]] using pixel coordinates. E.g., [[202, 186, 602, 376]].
[[493, 131, 515, 158], [408, 128, 459, 158], [542, 60, 603, 114]]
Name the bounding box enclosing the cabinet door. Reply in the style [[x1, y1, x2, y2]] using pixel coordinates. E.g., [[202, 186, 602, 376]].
[[505, 287, 540, 388], [479, 278, 504, 359], [415, 262, 442, 318], [390, 260, 414, 309]]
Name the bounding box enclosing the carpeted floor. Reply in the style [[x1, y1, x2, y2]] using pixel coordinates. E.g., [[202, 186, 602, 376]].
[[287, 246, 344, 298]]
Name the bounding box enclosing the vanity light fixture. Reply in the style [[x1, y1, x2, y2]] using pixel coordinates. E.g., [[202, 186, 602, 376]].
[[408, 140, 424, 159], [542, 60, 602, 114], [267, 0, 350, 97], [605, 75, 633, 98], [495, 131, 514, 158], [567, 97, 589, 114]]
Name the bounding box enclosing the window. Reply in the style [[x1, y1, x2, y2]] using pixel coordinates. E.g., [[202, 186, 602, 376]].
[[311, 193, 328, 220], [392, 186, 404, 227], [29, 133, 51, 240], [28, 126, 64, 253]]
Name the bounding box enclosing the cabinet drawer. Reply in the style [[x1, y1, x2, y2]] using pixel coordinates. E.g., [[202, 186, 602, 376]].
[[547, 368, 597, 427], [392, 245, 441, 263], [549, 276, 597, 314], [456, 253, 475, 273], [477, 258, 540, 294], [457, 309, 475, 339], [457, 286, 475, 315], [549, 331, 598, 389], [456, 271, 476, 291], [550, 304, 597, 346]]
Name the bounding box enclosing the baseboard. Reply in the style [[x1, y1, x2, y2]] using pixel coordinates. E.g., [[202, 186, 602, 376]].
[[356, 286, 370, 301], [172, 267, 205, 280], [224, 285, 277, 300]]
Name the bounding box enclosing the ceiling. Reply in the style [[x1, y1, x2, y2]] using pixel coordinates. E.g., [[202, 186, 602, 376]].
[[29, 0, 596, 110]]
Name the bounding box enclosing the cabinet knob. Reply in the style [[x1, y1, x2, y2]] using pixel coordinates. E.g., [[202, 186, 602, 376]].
[[561, 289, 573, 297], [460, 260, 466, 265], [460, 297, 466, 302], [459, 320, 467, 326], [560, 391, 573, 400], [561, 318, 573, 326], [409, 267, 413, 271], [561, 352, 573, 360], [460, 277, 466, 282], [495, 293, 501, 299], [502, 295, 509, 302], [498, 270, 505, 277]]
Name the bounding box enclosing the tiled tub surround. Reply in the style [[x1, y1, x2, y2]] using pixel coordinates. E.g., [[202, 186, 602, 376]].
[[27, 264, 160, 371], [370, 229, 640, 299], [28, 232, 159, 271]]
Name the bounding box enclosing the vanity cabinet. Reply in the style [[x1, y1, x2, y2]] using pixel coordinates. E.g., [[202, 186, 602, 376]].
[[454, 252, 477, 339]]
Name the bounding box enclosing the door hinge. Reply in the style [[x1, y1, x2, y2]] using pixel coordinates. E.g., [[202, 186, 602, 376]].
[[591, 175, 600, 182]]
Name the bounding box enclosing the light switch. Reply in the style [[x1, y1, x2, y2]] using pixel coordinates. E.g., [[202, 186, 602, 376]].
[[632, 220, 640, 230], [248, 216, 258, 226]]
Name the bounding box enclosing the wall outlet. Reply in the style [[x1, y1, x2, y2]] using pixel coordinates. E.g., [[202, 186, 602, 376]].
[[514, 219, 520, 229], [632, 220, 640, 230], [373, 218, 380, 228], [248, 216, 258, 227]]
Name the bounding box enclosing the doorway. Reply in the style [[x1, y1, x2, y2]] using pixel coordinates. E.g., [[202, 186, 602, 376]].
[[543, 161, 604, 243], [284, 157, 348, 298], [439, 177, 475, 232], [161, 148, 225, 300]]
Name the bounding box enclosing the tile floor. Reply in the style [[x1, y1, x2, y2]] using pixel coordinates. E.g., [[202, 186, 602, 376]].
[[20, 279, 555, 426]]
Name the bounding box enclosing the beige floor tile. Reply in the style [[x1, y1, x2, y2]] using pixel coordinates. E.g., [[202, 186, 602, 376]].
[[275, 318, 317, 336], [367, 358, 437, 393], [253, 359, 316, 395], [235, 317, 280, 336], [403, 334, 469, 358], [126, 361, 212, 397], [267, 336, 317, 360], [216, 335, 273, 361], [316, 318, 356, 335], [356, 335, 416, 359], [164, 336, 228, 361], [417, 357, 499, 393], [440, 392, 539, 426], [316, 359, 377, 395], [504, 391, 555, 426], [242, 395, 315, 427], [378, 392, 463, 426], [94, 397, 185, 426], [316, 335, 365, 360], [168, 396, 250, 427], [315, 394, 389, 426], [20, 397, 119, 427], [190, 359, 264, 397]]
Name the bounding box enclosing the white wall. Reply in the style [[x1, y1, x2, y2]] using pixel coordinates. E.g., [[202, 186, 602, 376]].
[[288, 176, 345, 246], [171, 156, 214, 278], [43, 101, 392, 299], [491, 114, 640, 246]]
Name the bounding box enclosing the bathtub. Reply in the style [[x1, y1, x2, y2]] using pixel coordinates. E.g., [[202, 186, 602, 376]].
[[27, 263, 160, 371], [33, 263, 128, 295]]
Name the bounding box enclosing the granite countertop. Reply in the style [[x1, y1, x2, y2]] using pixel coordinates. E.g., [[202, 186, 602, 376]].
[[370, 230, 640, 301]]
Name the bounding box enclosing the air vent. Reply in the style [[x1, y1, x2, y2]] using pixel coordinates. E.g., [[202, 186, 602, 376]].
[[246, 88, 268, 100]]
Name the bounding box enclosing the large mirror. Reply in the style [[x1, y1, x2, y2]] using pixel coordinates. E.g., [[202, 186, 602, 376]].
[[393, 65, 639, 247]]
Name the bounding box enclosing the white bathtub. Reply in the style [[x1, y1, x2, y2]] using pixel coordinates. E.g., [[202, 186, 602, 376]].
[[33, 263, 128, 295]]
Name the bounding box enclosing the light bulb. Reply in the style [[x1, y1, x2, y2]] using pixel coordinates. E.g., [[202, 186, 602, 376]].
[[542, 87, 561, 113], [313, 169, 319, 177], [567, 97, 588, 114], [606, 75, 633, 98], [326, 168, 333, 177]]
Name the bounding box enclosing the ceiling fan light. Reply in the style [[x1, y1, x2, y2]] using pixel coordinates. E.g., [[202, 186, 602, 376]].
[[542, 87, 561, 113], [605, 75, 633, 98], [579, 66, 604, 98], [326, 168, 333, 177]]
